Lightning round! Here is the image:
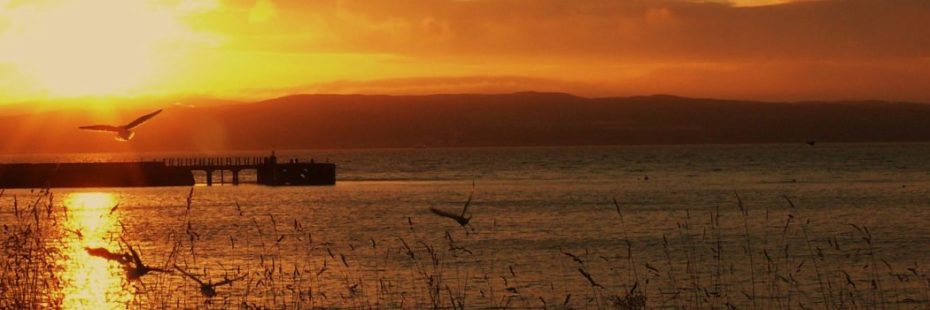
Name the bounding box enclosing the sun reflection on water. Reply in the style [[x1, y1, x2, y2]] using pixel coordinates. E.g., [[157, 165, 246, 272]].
[[60, 192, 131, 309]]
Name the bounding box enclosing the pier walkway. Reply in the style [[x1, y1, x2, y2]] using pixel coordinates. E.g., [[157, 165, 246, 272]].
[[0, 152, 335, 189], [161, 152, 335, 186]]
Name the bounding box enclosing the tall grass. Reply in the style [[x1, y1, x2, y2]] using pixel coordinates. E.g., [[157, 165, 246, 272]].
[[0, 189, 928, 309], [0, 188, 63, 309]]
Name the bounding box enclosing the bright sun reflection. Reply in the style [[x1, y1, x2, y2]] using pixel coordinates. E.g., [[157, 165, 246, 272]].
[[60, 192, 131, 309]]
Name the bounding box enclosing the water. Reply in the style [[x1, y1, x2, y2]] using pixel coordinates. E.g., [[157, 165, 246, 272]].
[[3, 143, 930, 309]]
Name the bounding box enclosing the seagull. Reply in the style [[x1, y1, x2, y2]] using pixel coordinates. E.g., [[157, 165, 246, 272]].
[[429, 181, 475, 227], [174, 265, 247, 298], [85, 246, 131, 264], [79, 109, 163, 141], [85, 241, 167, 280], [122, 240, 169, 280]]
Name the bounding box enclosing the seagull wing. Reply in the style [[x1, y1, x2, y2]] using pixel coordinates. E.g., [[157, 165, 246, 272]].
[[122, 239, 145, 268], [85, 247, 123, 262], [125, 109, 162, 129], [173, 265, 206, 286], [429, 207, 461, 221], [460, 181, 475, 217], [79, 125, 121, 132]]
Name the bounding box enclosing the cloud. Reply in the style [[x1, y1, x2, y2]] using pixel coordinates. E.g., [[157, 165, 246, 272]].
[[298, 76, 607, 96], [2, 0, 928, 102], [206, 0, 930, 62]]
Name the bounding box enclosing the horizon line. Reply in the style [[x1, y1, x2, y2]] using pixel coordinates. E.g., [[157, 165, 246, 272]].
[[2, 91, 927, 110]]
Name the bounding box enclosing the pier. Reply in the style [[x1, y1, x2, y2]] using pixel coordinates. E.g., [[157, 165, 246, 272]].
[[162, 152, 335, 186], [0, 152, 335, 189]]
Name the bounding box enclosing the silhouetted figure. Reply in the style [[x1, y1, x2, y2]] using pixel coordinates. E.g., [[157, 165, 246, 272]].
[[79, 109, 163, 141], [174, 265, 247, 298], [269, 151, 277, 165], [429, 181, 475, 227], [806, 140, 816, 146]]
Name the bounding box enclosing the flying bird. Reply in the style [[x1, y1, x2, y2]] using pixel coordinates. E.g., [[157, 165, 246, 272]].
[[122, 240, 169, 280], [79, 109, 163, 141], [85, 246, 131, 264], [174, 265, 247, 298], [85, 241, 167, 280], [429, 181, 475, 227]]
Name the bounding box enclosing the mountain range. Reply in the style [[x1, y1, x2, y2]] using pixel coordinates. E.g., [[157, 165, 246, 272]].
[[2, 92, 930, 153]]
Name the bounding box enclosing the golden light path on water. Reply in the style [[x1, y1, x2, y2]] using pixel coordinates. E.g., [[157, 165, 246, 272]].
[[59, 193, 131, 309]]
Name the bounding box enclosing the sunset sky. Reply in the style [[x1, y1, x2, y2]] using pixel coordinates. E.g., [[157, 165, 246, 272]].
[[0, 0, 928, 106]]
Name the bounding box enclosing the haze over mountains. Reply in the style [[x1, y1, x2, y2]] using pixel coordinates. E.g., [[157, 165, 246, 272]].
[[3, 92, 930, 154]]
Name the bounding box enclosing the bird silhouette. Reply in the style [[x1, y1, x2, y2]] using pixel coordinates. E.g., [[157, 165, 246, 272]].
[[79, 109, 162, 141], [174, 265, 247, 298], [122, 240, 168, 280], [84, 246, 131, 264], [85, 241, 167, 280], [429, 181, 475, 227]]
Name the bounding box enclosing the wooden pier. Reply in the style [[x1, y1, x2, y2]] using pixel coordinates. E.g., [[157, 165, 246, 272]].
[[0, 152, 335, 189], [162, 152, 335, 186]]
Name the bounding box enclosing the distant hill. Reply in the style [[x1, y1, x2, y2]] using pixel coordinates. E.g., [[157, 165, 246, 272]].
[[3, 92, 930, 153]]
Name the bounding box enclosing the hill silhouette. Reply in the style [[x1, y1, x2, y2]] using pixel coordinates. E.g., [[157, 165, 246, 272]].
[[3, 92, 930, 153]]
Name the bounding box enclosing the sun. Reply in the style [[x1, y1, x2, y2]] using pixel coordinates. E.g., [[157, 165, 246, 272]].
[[0, 0, 190, 97]]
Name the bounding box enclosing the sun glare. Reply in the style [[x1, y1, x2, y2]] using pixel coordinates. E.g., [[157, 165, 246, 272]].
[[0, 0, 190, 97], [63, 192, 118, 238], [60, 192, 130, 308]]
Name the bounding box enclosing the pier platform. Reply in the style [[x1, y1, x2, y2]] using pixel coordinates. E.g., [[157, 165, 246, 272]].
[[0, 152, 335, 189]]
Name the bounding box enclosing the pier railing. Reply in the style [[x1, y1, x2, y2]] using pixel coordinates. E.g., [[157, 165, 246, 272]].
[[158, 155, 332, 186], [161, 156, 272, 168], [160, 156, 279, 186], [0, 152, 334, 188]]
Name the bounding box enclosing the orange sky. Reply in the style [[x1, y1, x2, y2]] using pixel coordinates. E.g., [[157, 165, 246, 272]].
[[0, 0, 929, 105]]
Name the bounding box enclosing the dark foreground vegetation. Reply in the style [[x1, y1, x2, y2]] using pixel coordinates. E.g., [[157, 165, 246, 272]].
[[1, 188, 928, 309]]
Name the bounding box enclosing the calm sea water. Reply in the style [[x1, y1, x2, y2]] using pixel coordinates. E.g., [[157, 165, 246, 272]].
[[3, 143, 930, 308]]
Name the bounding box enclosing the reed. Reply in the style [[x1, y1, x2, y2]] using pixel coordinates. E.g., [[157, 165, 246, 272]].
[[0, 189, 927, 309]]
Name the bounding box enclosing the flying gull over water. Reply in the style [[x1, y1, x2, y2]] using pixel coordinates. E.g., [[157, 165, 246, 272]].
[[174, 265, 246, 298], [79, 109, 162, 141], [84, 240, 168, 280], [429, 180, 476, 227]]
